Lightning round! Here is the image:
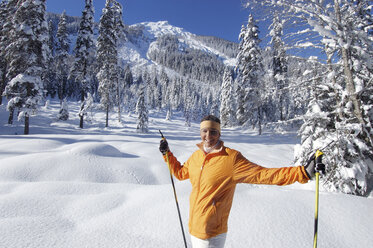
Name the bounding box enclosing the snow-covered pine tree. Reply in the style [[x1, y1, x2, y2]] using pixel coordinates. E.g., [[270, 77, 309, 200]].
[[0, 0, 19, 108], [326, 0, 373, 195], [156, 80, 162, 111], [294, 57, 336, 174], [128, 74, 143, 113], [165, 105, 172, 121], [235, 23, 248, 126], [96, 0, 119, 127], [58, 98, 69, 121], [285, 56, 312, 120], [122, 64, 133, 112], [45, 20, 57, 98], [144, 70, 155, 109], [171, 77, 182, 111], [184, 99, 192, 128], [123, 64, 134, 87], [0, 0, 10, 105], [55, 11, 70, 104], [234, 82, 245, 126], [182, 78, 191, 127], [200, 93, 210, 119], [78, 92, 94, 123], [235, 14, 264, 132], [136, 85, 148, 133], [247, 0, 373, 195], [220, 67, 235, 127], [69, 0, 96, 128], [149, 66, 161, 111], [112, 0, 125, 123], [159, 68, 169, 108], [259, 47, 277, 124], [159, 68, 173, 120], [115, 64, 127, 122], [3, 0, 48, 134], [209, 93, 220, 118], [192, 90, 202, 122], [269, 12, 289, 121]]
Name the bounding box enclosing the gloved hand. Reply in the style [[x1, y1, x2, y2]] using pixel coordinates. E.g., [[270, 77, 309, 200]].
[[305, 153, 326, 179], [159, 139, 169, 155]]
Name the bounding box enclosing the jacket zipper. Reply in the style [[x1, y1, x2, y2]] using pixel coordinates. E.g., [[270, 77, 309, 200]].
[[190, 155, 207, 233]]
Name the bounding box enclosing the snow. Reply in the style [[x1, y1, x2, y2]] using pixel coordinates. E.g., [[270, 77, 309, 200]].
[[0, 100, 372, 248]]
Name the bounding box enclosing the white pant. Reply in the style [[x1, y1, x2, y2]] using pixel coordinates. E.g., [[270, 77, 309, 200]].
[[190, 233, 227, 248]]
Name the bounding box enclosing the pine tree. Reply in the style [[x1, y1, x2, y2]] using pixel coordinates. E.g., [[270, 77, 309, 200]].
[[149, 67, 161, 111], [96, 0, 119, 127], [78, 92, 94, 123], [55, 11, 70, 104], [209, 93, 220, 118], [45, 20, 57, 98], [0, 0, 9, 105], [112, 0, 125, 123], [143, 71, 154, 109], [234, 23, 247, 125], [0, 0, 20, 107], [269, 12, 289, 121], [122, 64, 133, 112], [57, 98, 69, 121], [136, 85, 148, 133], [248, 0, 373, 195], [220, 67, 235, 127], [235, 15, 264, 130], [4, 0, 48, 134], [156, 82, 162, 111], [295, 58, 336, 173], [171, 77, 182, 111], [70, 0, 96, 128], [160, 67, 170, 110]]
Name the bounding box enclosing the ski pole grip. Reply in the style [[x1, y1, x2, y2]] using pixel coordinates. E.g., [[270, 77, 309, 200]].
[[315, 150, 323, 164]]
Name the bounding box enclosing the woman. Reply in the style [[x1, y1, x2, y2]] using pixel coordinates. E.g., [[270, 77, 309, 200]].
[[159, 115, 323, 248]]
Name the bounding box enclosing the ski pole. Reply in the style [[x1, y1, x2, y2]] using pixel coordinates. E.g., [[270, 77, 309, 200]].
[[159, 130, 188, 248], [313, 149, 323, 248]]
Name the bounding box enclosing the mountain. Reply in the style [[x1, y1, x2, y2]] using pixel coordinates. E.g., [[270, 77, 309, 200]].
[[47, 13, 238, 85], [122, 21, 237, 68], [122, 21, 238, 84]]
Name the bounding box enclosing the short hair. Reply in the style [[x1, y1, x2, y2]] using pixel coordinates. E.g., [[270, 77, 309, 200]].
[[201, 115, 221, 124]]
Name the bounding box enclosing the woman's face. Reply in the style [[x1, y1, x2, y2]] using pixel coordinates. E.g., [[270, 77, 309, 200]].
[[200, 128, 220, 148]]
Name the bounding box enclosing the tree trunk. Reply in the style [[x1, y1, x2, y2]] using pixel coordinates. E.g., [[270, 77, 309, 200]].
[[341, 47, 364, 125], [79, 91, 84, 129], [24, 114, 29, 135], [8, 107, 14, 125], [106, 105, 109, 127], [117, 78, 121, 123], [334, 0, 364, 125], [0, 65, 7, 105], [258, 107, 262, 135], [79, 111, 84, 129]]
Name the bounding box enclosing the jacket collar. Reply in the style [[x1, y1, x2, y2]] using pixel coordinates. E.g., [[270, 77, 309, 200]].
[[196, 140, 227, 156]]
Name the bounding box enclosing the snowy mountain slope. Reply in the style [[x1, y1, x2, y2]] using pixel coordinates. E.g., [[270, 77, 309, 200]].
[[0, 100, 372, 248], [47, 12, 237, 81], [121, 21, 237, 68]]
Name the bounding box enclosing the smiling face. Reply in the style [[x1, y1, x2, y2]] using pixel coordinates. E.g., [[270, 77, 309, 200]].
[[200, 128, 220, 148]]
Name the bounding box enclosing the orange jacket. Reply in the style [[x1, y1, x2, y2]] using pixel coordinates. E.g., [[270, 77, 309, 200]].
[[164, 142, 310, 240]]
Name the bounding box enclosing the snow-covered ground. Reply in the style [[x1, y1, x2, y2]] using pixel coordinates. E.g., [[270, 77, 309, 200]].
[[0, 100, 372, 248]]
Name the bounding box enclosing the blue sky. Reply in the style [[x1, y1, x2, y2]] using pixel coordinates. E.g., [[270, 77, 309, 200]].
[[46, 0, 251, 43]]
